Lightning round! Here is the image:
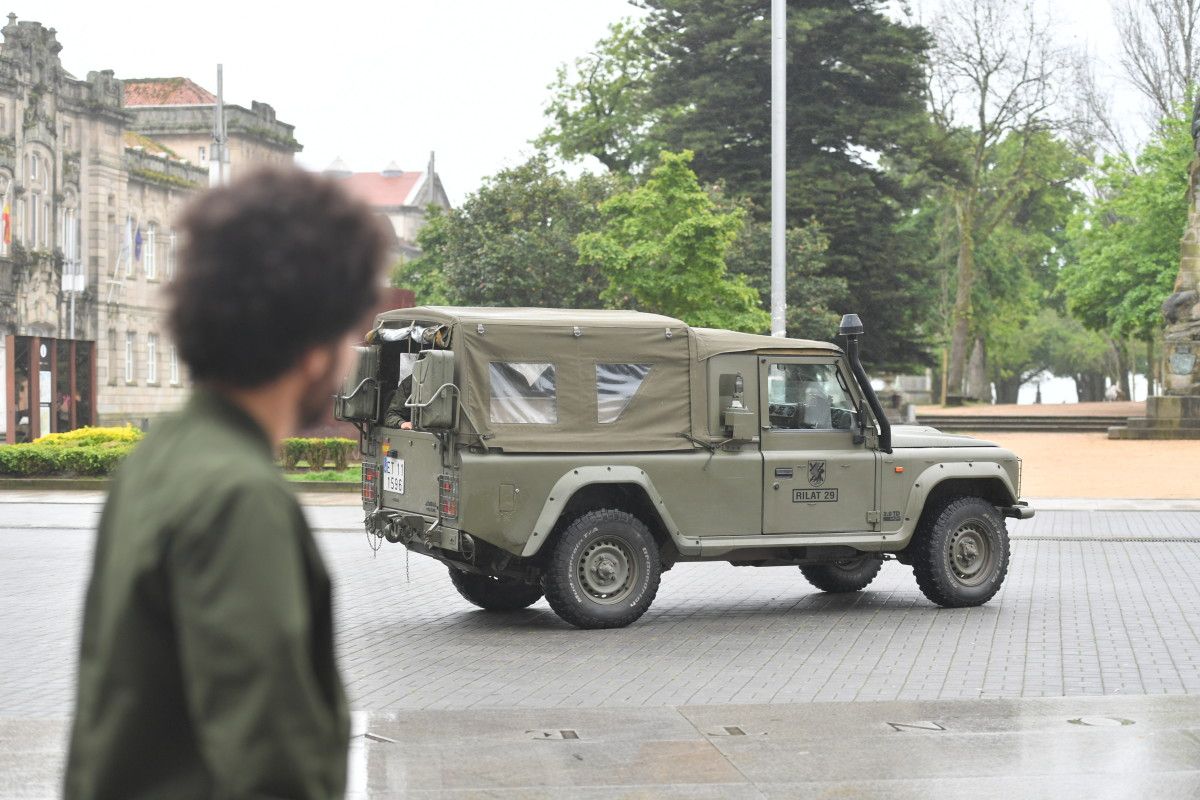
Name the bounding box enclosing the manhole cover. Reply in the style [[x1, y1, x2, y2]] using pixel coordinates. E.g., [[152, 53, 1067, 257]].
[[703, 725, 765, 737], [887, 721, 946, 732], [1068, 717, 1134, 727], [528, 729, 580, 740]]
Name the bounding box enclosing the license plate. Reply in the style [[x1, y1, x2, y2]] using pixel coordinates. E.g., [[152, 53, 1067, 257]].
[[384, 457, 405, 494]]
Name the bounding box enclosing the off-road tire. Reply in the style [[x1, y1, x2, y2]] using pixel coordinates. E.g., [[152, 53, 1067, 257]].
[[448, 568, 543, 611], [911, 496, 1009, 608], [800, 554, 883, 593], [543, 509, 661, 629]]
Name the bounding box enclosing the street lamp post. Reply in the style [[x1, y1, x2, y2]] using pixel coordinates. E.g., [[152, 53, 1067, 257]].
[[770, 0, 787, 337]]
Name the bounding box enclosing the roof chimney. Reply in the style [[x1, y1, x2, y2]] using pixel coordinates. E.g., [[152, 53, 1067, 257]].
[[324, 156, 352, 178]]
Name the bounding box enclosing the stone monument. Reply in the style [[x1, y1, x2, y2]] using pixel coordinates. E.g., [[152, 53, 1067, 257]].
[[1108, 105, 1200, 439]]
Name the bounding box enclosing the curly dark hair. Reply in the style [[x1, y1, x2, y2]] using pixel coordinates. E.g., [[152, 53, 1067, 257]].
[[168, 166, 391, 388]]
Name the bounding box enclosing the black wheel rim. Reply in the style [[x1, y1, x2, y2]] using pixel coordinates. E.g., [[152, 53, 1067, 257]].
[[832, 555, 870, 573], [948, 522, 995, 587], [575, 536, 639, 605]]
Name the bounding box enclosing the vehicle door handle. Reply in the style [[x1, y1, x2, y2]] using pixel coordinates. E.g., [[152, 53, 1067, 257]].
[[772, 482, 779, 490]]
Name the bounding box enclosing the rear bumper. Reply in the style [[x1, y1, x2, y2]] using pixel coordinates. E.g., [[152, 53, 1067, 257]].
[[999, 501, 1035, 520]]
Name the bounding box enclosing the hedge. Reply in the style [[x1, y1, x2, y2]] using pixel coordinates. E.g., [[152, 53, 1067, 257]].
[[281, 438, 356, 471], [0, 443, 135, 476], [34, 426, 144, 448]]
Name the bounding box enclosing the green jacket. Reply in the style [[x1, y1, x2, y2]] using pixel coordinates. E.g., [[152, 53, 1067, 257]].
[[65, 389, 349, 799]]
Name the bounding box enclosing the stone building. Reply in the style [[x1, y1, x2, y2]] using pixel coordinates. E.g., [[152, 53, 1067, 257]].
[[0, 15, 299, 442], [327, 153, 450, 261], [123, 77, 300, 181]]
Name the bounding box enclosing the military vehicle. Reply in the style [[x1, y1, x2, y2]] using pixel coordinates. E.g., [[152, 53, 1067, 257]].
[[335, 307, 1033, 629]]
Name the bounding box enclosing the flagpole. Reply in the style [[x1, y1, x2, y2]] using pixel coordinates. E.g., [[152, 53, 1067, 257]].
[[770, 0, 787, 337]]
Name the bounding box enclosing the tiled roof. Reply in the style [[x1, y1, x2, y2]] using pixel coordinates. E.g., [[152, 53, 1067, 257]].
[[123, 77, 216, 106], [336, 171, 424, 207]]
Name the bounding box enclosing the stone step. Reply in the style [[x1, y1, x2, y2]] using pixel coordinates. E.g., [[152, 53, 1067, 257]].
[[916, 416, 1120, 433], [1107, 425, 1200, 440], [1125, 416, 1200, 430]]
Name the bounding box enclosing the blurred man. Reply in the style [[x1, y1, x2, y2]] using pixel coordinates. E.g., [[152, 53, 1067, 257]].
[[65, 167, 390, 799]]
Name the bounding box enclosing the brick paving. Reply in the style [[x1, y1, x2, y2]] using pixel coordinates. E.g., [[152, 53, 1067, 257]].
[[2, 502, 1200, 716]]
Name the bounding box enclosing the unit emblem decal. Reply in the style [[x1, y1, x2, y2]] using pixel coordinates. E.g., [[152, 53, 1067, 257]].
[[807, 460, 826, 487]]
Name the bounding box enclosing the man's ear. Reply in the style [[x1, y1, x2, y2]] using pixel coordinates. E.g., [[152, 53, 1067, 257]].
[[297, 344, 335, 384]]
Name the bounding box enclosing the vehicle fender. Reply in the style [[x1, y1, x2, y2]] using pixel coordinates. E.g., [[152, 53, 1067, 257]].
[[520, 466, 684, 558], [900, 461, 1018, 536]]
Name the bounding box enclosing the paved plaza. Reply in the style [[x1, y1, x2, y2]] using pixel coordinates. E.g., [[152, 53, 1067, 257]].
[[2, 493, 1199, 796], [3, 495, 1200, 715]]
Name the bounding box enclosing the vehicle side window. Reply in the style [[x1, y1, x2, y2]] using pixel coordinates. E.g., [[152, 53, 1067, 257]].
[[766, 363, 856, 431], [596, 363, 651, 423], [489, 362, 557, 424]]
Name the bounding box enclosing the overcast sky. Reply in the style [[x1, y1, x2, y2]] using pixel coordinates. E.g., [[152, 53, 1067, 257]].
[[32, 0, 1149, 205]]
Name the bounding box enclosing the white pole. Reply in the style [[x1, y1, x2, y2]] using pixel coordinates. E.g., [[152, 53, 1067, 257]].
[[770, 0, 787, 337], [216, 64, 226, 185]]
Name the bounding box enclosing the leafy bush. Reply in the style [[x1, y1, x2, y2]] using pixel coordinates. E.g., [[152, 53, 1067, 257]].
[[34, 426, 144, 448], [325, 438, 355, 471], [0, 425, 143, 477], [0, 442, 136, 476], [280, 437, 356, 470], [303, 440, 329, 472], [281, 438, 308, 469]]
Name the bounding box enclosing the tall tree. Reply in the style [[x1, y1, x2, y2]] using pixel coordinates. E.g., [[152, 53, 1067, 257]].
[[1116, 0, 1200, 122], [924, 0, 1073, 399], [542, 1, 939, 367], [394, 157, 615, 308], [537, 20, 669, 173], [1060, 113, 1192, 351], [576, 150, 770, 331]]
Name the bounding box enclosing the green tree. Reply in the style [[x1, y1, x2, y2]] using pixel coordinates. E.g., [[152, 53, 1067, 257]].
[[576, 151, 770, 331], [542, 1, 939, 367], [536, 20, 670, 173], [394, 156, 615, 308], [924, 0, 1075, 398], [391, 205, 452, 305], [722, 211, 847, 341], [1061, 113, 1192, 343]]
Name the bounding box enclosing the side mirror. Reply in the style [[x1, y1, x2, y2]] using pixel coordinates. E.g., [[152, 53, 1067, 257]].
[[335, 345, 380, 422], [411, 350, 456, 429]]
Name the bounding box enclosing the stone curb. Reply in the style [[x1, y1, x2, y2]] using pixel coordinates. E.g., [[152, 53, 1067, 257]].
[[0, 478, 359, 493]]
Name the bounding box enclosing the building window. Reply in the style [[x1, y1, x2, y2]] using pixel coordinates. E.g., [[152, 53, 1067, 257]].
[[28, 195, 37, 246], [146, 334, 158, 385], [169, 345, 180, 386], [144, 223, 157, 279], [166, 232, 176, 279], [125, 219, 134, 278], [63, 123, 71, 148], [29, 153, 37, 182], [1, 182, 10, 257], [42, 200, 50, 248], [0, 106, 6, 133], [107, 329, 117, 386], [199, 146, 207, 162], [124, 332, 135, 384]]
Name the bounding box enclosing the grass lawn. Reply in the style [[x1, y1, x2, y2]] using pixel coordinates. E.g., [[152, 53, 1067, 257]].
[[284, 464, 362, 482]]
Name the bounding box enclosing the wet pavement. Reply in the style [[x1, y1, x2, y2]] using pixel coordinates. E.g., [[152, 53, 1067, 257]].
[[2, 493, 1199, 797], [4, 696, 1199, 798]]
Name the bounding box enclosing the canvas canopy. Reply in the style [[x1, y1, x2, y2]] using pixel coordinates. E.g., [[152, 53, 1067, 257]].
[[372, 307, 843, 453]]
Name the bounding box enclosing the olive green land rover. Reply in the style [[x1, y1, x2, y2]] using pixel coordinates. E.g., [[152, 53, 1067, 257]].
[[335, 307, 1033, 629]]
